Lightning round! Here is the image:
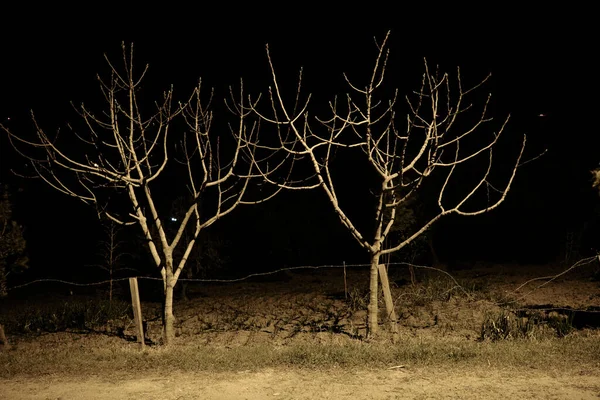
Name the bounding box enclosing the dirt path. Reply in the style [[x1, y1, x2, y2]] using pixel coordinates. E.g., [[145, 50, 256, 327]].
[[2, 367, 599, 399]]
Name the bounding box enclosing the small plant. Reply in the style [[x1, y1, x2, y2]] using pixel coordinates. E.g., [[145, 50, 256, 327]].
[[480, 311, 514, 341], [547, 311, 574, 337], [515, 315, 537, 339], [480, 309, 575, 341], [347, 287, 369, 311]]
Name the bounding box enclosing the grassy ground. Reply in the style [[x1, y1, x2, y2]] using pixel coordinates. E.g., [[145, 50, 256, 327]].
[[1, 330, 600, 378], [1, 263, 599, 398]]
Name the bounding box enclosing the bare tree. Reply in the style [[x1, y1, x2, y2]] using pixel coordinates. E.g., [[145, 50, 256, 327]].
[[0, 43, 286, 344], [249, 31, 527, 336]]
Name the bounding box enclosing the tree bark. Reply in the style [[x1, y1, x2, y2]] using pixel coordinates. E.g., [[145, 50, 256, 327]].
[[163, 279, 175, 345], [162, 255, 177, 345]]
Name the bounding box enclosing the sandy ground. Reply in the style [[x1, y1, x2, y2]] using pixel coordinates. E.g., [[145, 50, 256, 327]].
[[2, 367, 600, 400]]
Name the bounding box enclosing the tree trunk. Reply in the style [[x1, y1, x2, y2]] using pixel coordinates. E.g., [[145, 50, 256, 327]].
[[161, 254, 177, 345], [367, 254, 380, 337], [163, 279, 175, 345]]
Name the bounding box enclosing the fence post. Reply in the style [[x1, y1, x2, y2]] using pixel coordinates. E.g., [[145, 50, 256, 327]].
[[378, 264, 399, 342], [0, 324, 9, 350], [343, 261, 347, 300], [129, 277, 145, 349]]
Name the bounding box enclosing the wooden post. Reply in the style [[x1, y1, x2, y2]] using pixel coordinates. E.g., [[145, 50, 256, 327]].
[[343, 261, 348, 300], [129, 277, 145, 349], [0, 324, 9, 350], [378, 264, 399, 342]]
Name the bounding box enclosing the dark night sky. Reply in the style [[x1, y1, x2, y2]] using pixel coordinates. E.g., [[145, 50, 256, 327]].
[[0, 11, 597, 280]]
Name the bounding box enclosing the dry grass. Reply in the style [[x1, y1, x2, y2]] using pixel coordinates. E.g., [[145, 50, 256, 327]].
[[1, 329, 599, 379], [1, 263, 599, 380]]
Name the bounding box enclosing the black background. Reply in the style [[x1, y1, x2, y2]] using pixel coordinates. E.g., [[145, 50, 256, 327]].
[[0, 9, 596, 283]]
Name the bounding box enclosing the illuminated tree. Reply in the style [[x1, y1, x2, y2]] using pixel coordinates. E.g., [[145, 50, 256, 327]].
[[250, 31, 527, 336], [1, 44, 288, 344]]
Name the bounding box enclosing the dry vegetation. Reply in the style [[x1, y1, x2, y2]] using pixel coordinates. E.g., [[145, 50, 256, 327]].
[[1, 262, 600, 399]]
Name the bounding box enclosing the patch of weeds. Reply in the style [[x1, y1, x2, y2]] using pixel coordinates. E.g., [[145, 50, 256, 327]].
[[480, 311, 513, 341], [514, 312, 544, 339], [1, 299, 131, 335], [547, 311, 574, 337], [347, 287, 369, 311], [479, 309, 575, 341]]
